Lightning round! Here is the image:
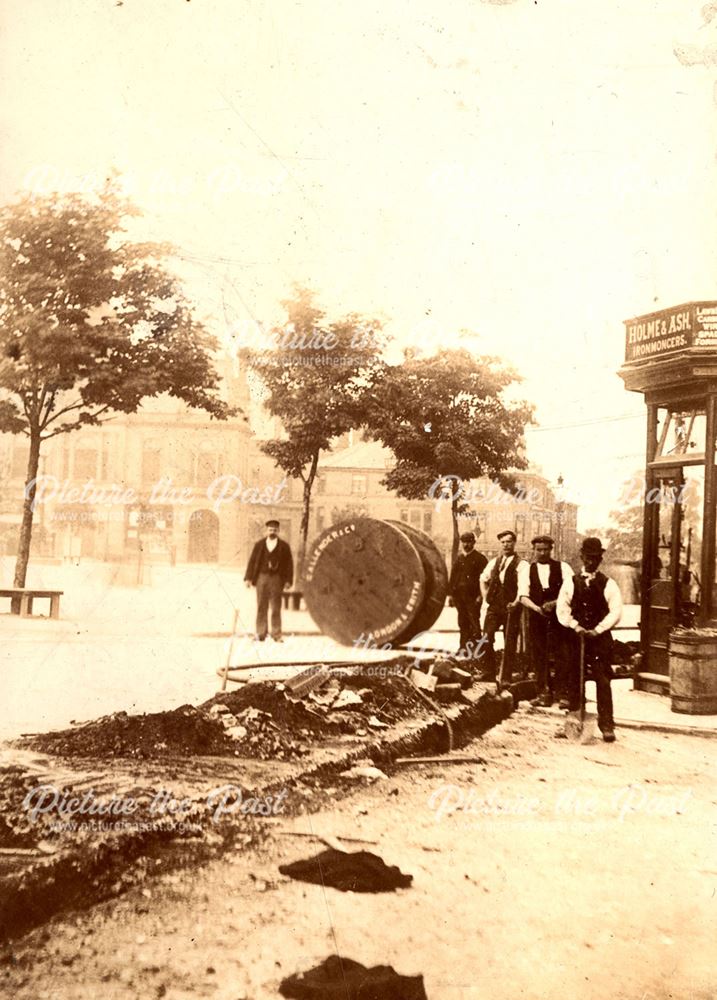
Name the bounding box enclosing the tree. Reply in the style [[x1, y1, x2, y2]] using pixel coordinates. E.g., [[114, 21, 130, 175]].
[[362, 348, 534, 565], [248, 287, 386, 581], [592, 470, 703, 571], [330, 502, 369, 525], [0, 182, 231, 590]]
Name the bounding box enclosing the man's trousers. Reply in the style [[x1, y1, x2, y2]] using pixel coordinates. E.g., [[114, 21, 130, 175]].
[[483, 604, 521, 683], [453, 591, 482, 652], [566, 632, 615, 732], [255, 572, 283, 639], [528, 611, 569, 701]]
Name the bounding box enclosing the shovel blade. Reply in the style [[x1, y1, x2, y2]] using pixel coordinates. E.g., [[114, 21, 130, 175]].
[[564, 710, 599, 744]]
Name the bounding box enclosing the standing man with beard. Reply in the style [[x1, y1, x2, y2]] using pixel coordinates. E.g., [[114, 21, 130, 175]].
[[448, 530, 488, 657], [479, 529, 524, 685], [245, 519, 294, 642], [518, 534, 573, 708]]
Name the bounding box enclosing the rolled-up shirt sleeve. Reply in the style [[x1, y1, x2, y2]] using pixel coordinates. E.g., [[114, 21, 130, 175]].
[[594, 578, 623, 634], [556, 576, 577, 629], [480, 558, 496, 585], [517, 561, 531, 599]]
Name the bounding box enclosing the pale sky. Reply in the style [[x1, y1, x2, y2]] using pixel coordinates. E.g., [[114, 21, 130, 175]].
[[2, 0, 716, 529]]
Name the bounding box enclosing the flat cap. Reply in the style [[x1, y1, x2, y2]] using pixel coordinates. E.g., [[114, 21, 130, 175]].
[[497, 529, 517, 542], [531, 534, 554, 546]]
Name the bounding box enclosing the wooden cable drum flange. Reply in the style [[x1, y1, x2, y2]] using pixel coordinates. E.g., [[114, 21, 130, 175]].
[[386, 520, 448, 643], [303, 517, 448, 647]]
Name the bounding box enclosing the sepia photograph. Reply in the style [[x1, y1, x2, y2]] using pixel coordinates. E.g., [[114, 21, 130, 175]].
[[0, 1, 715, 997]]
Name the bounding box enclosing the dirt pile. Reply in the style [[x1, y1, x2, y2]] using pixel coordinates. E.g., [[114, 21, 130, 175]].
[[19, 702, 306, 762], [17, 671, 433, 763]]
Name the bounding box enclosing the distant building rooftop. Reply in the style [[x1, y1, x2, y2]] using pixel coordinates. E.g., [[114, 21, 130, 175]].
[[320, 440, 395, 470]]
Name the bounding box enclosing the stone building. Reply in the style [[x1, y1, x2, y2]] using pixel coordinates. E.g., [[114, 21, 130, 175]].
[[0, 389, 577, 573]]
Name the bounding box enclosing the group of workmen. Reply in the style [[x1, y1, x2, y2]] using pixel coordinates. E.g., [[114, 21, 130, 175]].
[[448, 529, 623, 742]]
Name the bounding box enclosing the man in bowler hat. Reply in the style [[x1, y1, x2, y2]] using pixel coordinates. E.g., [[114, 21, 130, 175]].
[[557, 537, 623, 742], [245, 519, 294, 642], [449, 531, 488, 656]]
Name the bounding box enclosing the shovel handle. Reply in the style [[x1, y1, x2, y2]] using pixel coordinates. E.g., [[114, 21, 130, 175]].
[[579, 632, 586, 724]]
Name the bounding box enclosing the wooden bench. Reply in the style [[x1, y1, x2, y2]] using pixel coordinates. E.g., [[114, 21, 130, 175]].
[[281, 590, 304, 611], [0, 588, 63, 619]]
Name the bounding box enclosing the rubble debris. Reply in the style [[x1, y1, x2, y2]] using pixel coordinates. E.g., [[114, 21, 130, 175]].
[[18, 702, 304, 762], [339, 765, 388, 782], [278, 849, 412, 893], [331, 689, 364, 710], [284, 664, 332, 697], [433, 683, 463, 703], [280, 955, 427, 999], [17, 672, 435, 764]]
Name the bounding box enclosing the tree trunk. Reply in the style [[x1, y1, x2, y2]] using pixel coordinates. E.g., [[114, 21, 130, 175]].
[[451, 493, 460, 568], [13, 430, 42, 591], [296, 451, 319, 585]]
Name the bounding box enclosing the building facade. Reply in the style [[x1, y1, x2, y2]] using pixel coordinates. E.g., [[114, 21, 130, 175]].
[[0, 397, 578, 573]]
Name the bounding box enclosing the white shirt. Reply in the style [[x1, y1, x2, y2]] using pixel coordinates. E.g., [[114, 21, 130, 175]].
[[480, 554, 522, 586], [265, 537, 278, 553], [517, 560, 573, 600], [556, 572, 623, 634]]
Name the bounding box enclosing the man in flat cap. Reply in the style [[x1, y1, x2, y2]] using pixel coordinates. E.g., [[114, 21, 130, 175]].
[[245, 519, 294, 642], [479, 529, 524, 684], [449, 531, 488, 656], [518, 535, 573, 707], [557, 537, 623, 742]]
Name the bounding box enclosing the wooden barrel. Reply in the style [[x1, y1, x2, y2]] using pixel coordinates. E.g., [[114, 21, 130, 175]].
[[303, 517, 447, 647], [669, 630, 717, 715]]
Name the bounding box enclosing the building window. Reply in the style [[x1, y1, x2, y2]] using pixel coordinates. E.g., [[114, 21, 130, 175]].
[[400, 509, 409, 523], [515, 514, 527, 542], [74, 449, 98, 480], [316, 507, 325, 533], [351, 474, 367, 496], [475, 513, 487, 539], [410, 508, 421, 528], [142, 445, 162, 484], [531, 514, 542, 539], [542, 516, 552, 536], [192, 446, 222, 486], [316, 475, 326, 495], [422, 510, 433, 534]]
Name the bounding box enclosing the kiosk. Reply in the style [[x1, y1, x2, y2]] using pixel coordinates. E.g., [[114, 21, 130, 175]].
[[619, 302, 717, 698]]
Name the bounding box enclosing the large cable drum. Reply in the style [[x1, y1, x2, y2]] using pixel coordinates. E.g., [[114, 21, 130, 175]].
[[303, 517, 448, 647]]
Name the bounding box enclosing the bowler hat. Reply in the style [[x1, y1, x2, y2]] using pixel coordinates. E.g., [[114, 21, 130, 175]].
[[581, 536, 605, 555]]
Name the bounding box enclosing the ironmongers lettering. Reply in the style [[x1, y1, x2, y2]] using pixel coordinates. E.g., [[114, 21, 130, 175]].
[[624, 301, 717, 363]]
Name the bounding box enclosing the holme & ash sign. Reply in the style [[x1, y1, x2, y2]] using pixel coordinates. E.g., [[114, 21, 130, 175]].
[[624, 301, 717, 363]]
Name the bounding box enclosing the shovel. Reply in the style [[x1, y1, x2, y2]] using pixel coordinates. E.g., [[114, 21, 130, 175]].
[[564, 634, 598, 743]]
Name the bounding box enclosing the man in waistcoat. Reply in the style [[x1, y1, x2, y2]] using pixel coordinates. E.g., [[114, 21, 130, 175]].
[[244, 519, 294, 642], [557, 537, 623, 742], [518, 535, 573, 708], [449, 531, 488, 656], [479, 529, 523, 685]]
